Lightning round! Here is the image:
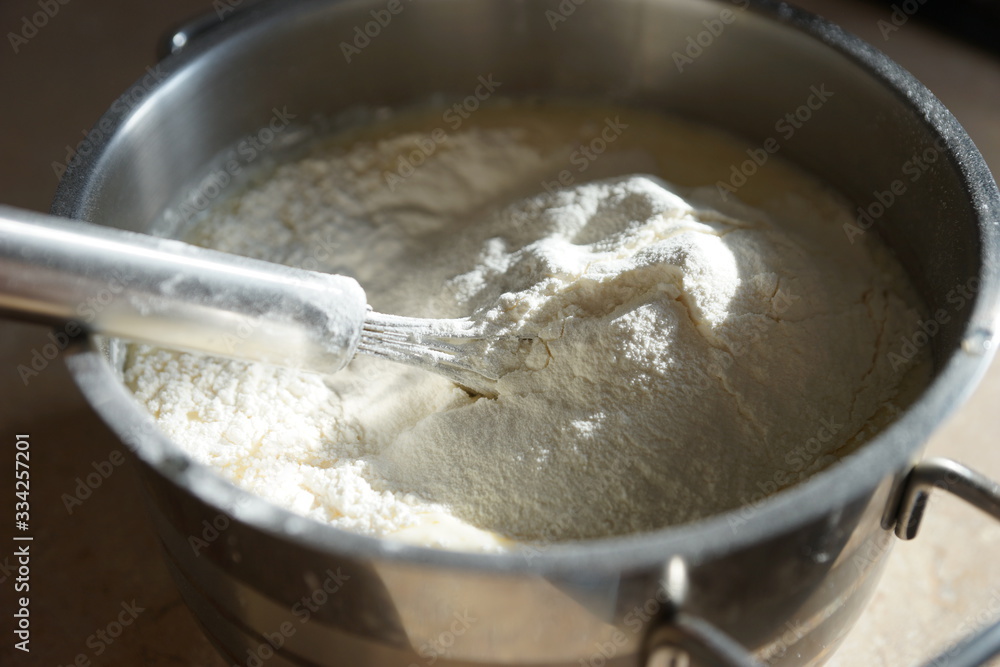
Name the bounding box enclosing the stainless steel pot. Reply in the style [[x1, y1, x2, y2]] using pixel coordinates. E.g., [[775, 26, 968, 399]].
[[50, 1, 1000, 665]]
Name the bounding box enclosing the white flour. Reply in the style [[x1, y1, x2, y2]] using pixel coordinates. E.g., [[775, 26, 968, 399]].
[[124, 104, 928, 551]]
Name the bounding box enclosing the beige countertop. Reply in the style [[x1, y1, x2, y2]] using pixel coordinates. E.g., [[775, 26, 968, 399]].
[[0, 1, 998, 665]]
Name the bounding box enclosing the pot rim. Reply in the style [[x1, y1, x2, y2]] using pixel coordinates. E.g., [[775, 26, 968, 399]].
[[54, 0, 1000, 575]]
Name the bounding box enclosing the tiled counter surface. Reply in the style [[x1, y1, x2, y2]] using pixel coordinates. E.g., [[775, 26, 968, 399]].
[[0, 0, 998, 665]]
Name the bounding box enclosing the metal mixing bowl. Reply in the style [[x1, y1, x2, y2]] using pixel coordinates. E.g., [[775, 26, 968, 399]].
[[51, 0, 1000, 665]]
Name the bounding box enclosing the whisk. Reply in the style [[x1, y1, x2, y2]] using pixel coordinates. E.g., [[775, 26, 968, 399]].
[[0, 206, 520, 398]]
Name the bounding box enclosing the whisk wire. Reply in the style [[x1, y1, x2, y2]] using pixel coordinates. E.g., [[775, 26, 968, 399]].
[[358, 311, 503, 397]]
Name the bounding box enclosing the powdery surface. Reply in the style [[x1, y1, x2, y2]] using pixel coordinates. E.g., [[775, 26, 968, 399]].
[[124, 106, 928, 551]]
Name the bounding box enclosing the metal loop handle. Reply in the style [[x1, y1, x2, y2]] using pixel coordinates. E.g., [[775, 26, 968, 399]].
[[895, 457, 1000, 540], [894, 458, 1000, 667], [642, 458, 1000, 667], [644, 613, 763, 667]]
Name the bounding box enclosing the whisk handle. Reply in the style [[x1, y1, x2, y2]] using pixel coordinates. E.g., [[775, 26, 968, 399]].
[[0, 205, 368, 375]]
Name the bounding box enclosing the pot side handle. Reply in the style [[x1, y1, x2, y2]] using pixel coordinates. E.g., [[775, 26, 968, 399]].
[[642, 458, 1000, 667], [894, 458, 1000, 667], [157, 0, 266, 60], [643, 613, 763, 667]]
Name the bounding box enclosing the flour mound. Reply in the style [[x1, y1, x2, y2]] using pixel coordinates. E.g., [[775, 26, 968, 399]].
[[372, 175, 919, 540], [125, 110, 927, 550]]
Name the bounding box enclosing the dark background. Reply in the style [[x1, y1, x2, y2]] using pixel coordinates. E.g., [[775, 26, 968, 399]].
[[862, 0, 1000, 55]]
